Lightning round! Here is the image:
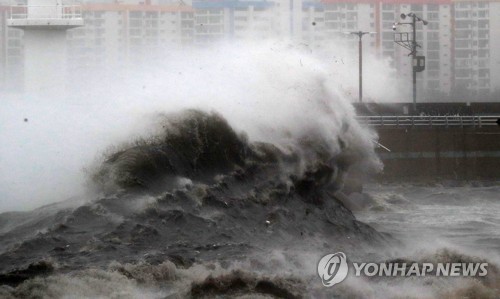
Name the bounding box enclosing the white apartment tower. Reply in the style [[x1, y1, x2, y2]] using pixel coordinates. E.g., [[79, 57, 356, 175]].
[[452, 0, 500, 99]]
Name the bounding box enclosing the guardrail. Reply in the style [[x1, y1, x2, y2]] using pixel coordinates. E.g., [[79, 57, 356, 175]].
[[9, 5, 82, 20], [357, 115, 500, 127]]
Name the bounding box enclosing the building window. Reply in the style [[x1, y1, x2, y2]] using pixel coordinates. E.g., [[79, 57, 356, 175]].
[[382, 4, 393, 10], [427, 4, 439, 11], [382, 12, 394, 20]]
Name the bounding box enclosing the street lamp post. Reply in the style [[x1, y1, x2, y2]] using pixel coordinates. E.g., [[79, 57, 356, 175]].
[[345, 31, 376, 103], [411, 15, 417, 113], [393, 13, 427, 114]]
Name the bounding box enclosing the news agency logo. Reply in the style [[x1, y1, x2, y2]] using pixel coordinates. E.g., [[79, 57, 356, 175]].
[[317, 252, 349, 287], [318, 252, 488, 287]]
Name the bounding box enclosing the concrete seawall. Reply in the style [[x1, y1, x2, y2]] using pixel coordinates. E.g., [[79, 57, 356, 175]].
[[375, 126, 500, 180], [353, 102, 500, 180]]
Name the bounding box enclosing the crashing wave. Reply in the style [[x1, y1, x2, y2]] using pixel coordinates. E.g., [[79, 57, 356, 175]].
[[0, 109, 388, 295], [91, 109, 373, 197]]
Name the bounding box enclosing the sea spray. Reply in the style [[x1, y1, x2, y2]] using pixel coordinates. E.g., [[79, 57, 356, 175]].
[[0, 41, 387, 212]]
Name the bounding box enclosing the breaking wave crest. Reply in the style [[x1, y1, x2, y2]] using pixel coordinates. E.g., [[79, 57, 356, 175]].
[[90, 109, 377, 196]]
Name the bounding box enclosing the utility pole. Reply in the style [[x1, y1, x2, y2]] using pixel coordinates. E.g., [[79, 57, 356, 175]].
[[345, 31, 376, 103], [412, 15, 417, 113], [393, 13, 427, 115]]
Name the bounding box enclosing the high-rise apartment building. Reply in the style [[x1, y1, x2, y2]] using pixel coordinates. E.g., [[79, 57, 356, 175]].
[[452, 0, 500, 99], [0, 6, 23, 90], [1, 0, 499, 100], [0, 6, 7, 89], [67, 4, 194, 66], [191, 0, 305, 43], [321, 0, 453, 100], [302, 1, 325, 47]]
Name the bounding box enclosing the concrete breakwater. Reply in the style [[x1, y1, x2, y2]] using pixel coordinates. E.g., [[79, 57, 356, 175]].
[[362, 117, 500, 179]]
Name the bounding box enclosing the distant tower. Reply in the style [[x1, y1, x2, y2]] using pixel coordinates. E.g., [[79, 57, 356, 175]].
[[7, 0, 83, 96]]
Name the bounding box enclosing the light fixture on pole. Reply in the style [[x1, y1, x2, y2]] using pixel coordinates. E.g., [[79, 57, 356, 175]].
[[344, 31, 376, 103], [393, 13, 428, 115]]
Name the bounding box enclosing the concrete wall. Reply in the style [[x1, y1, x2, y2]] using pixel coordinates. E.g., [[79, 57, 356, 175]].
[[376, 125, 500, 180]]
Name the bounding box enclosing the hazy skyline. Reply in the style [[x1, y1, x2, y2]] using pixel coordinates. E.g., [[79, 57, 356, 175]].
[[1, 0, 499, 101]]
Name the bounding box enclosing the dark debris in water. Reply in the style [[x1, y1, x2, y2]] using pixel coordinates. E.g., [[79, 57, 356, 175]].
[[0, 261, 54, 287], [190, 270, 303, 299]]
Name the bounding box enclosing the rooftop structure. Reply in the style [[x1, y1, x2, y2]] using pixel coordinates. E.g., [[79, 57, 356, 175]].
[[7, 0, 83, 29]]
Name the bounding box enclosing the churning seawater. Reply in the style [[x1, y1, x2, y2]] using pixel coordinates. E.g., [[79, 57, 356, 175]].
[[356, 183, 500, 255]]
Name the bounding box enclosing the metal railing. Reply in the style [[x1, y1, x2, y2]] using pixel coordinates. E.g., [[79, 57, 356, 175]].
[[357, 115, 500, 127], [9, 5, 82, 20]]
